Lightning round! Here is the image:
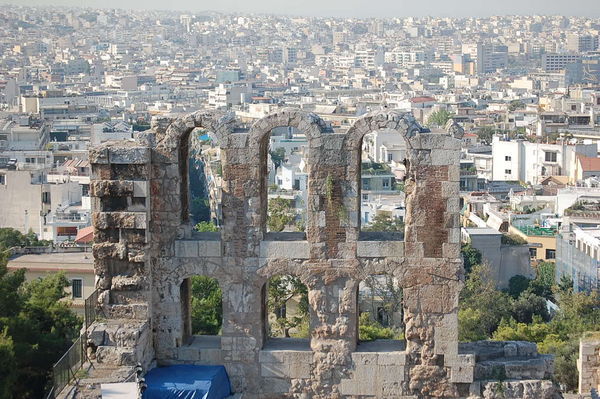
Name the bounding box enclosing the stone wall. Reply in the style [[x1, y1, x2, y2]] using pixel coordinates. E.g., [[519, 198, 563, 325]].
[[578, 336, 600, 395], [85, 108, 560, 398]]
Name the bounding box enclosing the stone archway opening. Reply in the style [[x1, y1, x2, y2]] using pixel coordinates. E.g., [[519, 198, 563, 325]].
[[263, 274, 310, 349], [359, 129, 406, 237], [264, 127, 309, 236], [188, 128, 222, 231], [179, 276, 222, 349], [356, 274, 405, 351]]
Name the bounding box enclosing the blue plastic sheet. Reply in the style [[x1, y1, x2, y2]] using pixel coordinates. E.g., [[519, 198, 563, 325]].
[[143, 365, 232, 399]]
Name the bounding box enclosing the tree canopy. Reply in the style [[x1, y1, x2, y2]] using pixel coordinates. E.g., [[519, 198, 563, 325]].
[[427, 109, 454, 127], [0, 255, 81, 399]]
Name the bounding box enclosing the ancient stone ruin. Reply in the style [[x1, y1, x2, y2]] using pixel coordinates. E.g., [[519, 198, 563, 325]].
[[85, 108, 561, 398]]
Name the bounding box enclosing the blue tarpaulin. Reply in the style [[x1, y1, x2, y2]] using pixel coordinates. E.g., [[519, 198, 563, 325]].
[[143, 365, 232, 399]]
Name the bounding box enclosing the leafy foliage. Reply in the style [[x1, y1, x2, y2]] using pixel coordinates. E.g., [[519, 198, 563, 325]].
[[459, 246, 600, 392], [461, 244, 482, 275], [0, 228, 50, 250], [427, 109, 454, 127], [267, 197, 296, 232], [0, 255, 81, 399], [190, 276, 222, 335], [358, 313, 397, 341], [194, 221, 219, 232], [269, 147, 286, 169], [507, 275, 531, 299], [267, 275, 308, 338], [363, 214, 404, 232]]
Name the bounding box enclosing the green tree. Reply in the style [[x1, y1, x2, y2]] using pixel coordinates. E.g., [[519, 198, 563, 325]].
[[427, 109, 454, 127], [476, 126, 496, 144], [267, 275, 308, 338], [358, 313, 398, 341], [461, 244, 482, 275], [0, 228, 50, 250], [507, 275, 531, 299], [0, 268, 81, 399], [0, 328, 16, 399], [363, 214, 404, 232], [511, 291, 550, 323], [269, 147, 286, 169], [508, 100, 526, 112], [190, 276, 222, 335], [527, 261, 555, 301], [458, 308, 489, 342], [459, 264, 512, 339], [194, 221, 219, 232], [267, 197, 295, 232]]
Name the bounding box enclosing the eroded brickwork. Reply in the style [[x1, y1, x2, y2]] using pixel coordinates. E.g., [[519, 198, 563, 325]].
[[84, 108, 561, 399]]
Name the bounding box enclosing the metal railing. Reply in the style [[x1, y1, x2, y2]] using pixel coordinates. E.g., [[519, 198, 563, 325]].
[[84, 288, 100, 330], [48, 333, 86, 398], [45, 289, 101, 399]]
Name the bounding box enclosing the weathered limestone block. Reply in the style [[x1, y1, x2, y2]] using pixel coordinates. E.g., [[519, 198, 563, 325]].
[[82, 109, 561, 399], [94, 212, 147, 229], [480, 379, 562, 399], [90, 180, 134, 197], [108, 146, 150, 164]]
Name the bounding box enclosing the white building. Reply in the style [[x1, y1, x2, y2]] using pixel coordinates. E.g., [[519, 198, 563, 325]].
[[491, 136, 597, 184]]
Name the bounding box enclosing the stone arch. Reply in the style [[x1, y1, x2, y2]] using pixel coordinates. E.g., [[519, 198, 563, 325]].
[[247, 107, 329, 149], [343, 109, 423, 152], [155, 111, 236, 224], [342, 110, 425, 233], [247, 108, 330, 235], [258, 259, 313, 346]]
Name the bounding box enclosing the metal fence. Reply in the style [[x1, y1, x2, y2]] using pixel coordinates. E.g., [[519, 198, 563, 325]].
[[84, 288, 100, 330], [49, 334, 86, 398], [46, 289, 101, 399]]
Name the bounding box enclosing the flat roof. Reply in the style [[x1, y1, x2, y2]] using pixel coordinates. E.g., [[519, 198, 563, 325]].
[[7, 252, 94, 273], [463, 227, 501, 236]]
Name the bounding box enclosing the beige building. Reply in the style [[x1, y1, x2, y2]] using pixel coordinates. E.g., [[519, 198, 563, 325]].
[[7, 249, 95, 316]]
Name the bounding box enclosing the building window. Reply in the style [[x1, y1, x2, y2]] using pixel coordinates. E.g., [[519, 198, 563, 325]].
[[0, 174, 5, 185], [545, 249, 556, 260], [25, 157, 35, 163], [72, 279, 83, 299], [82, 184, 90, 197], [362, 178, 371, 190], [387, 153, 393, 162], [529, 248, 537, 258], [505, 156, 511, 161], [544, 152, 557, 162], [382, 178, 390, 188], [362, 194, 368, 201], [505, 169, 511, 174]]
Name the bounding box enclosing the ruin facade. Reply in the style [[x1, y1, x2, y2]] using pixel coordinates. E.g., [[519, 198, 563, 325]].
[[85, 108, 560, 398]]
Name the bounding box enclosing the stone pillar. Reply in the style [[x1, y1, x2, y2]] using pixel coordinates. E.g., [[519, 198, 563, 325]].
[[578, 336, 600, 395], [402, 134, 464, 397], [88, 136, 154, 370]]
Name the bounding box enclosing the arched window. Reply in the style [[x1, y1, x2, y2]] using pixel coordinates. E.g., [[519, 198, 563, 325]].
[[188, 128, 222, 231], [263, 274, 310, 349], [357, 274, 405, 351], [359, 129, 406, 238], [265, 127, 308, 236], [179, 276, 222, 348]]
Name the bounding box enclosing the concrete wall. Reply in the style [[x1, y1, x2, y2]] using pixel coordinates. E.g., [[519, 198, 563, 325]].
[[0, 170, 45, 235]]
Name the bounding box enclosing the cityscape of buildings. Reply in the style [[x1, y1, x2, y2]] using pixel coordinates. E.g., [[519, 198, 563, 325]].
[[4, 3, 600, 398]]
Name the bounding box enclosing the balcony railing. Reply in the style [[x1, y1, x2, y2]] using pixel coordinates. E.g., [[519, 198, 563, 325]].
[[45, 289, 101, 399]]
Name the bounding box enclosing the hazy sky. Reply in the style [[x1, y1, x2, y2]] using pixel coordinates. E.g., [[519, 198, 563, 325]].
[[14, 0, 600, 18]]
